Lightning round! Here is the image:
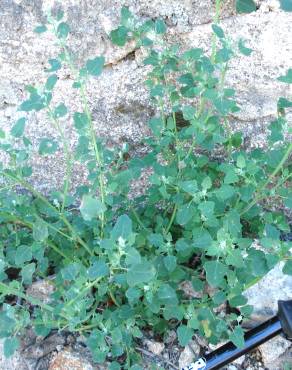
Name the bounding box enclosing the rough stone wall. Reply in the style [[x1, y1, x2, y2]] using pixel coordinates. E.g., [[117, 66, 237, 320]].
[[0, 2, 292, 369], [0, 0, 291, 192]]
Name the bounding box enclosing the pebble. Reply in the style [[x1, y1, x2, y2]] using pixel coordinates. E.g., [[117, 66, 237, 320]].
[[178, 341, 200, 369], [49, 349, 93, 370], [144, 339, 165, 356]]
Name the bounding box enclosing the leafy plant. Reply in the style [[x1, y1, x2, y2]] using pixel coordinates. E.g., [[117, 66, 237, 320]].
[[0, 3, 291, 368]]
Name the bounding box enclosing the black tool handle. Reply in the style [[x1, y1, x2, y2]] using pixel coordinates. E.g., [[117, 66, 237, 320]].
[[182, 299, 292, 370], [203, 315, 282, 369]]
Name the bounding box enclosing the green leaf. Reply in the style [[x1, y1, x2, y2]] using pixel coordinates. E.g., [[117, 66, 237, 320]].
[[278, 97, 292, 110], [180, 180, 198, 195], [21, 262, 35, 284], [54, 103, 67, 118], [224, 168, 239, 184], [280, 0, 292, 11], [278, 69, 292, 83], [177, 325, 194, 346], [86, 56, 105, 77], [155, 19, 167, 34], [19, 93, 45, 112], [15, 245, 32, 265], [39, 138, 58, 155], [45, 74, 58, 91], [193, 229, 213, 249], [80, 195, 106, 221], [182, 48, 203, 61], [198, 201, 215, 219], [61, 263, 80, 281], [0, 128, 5, 139], [236, 155, 246, 168], [57, 22, 70, 39], [125, 248, 141, 266], [110, 26, 129, 46], [157, 284, 178, 305], [33, 219, 48, 242], [3, 337, 20, 357], [182, 105, 196, 120], [283, 260, 292, 275], [10, 118, 26, 138], [148, 117, 164, 137], [34, 25, 47, 34], [224, 210, 242, 237], [204, 261, 228, 287], [212, 24, 225, 38], [201, 176, 212, 190], [215, 184, 235, 201], [0, 312, 15, 334], [248, 249, 269, 276], [238, 39, 253, 56], [236, 0, 257, 13], [74, 112, 89, 129], [215, 48, 233, 63], [163, 255, 177, 272], [121, 6, 134, 28], [56, 10, 64, 21], [127, 261, 156, 286], [87, 260, 109, 280], [112, 214, 132, 240], [176, 204, 193, 226], [229, 294, 248, 307], [126, 287, 141, 304], [226, 249, 244, 268], [229, 326, 245, 348], [46, 59, 61, 72]]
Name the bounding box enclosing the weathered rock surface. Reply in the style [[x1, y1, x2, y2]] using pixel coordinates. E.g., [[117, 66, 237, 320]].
[[259, 336, 291, 368], [0, 339, 29, 370], [178, 340, 200, 369], [48, 349, 95, 370], [0, 1, 292, 370], [244, 263, 292, 318], [0, 1, 291, 192]]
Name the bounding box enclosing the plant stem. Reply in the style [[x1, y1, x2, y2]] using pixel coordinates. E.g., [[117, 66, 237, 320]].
[[211, 0, 222, 63], [64, 277, 102, 308], [2, 171, 93, 256], [0, 282, 55, 312], [241, 143, 292, 216], [164, 204, 177, 235], [57, 34, 106, 238], [47, 107, 72, 214], [79, 85, 106, 237], [130, 207, 147, 231]]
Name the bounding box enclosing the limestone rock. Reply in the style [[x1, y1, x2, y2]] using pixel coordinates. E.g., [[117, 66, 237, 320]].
[[26, 278, 55, 304], [0, 339, 29, 370], [259, 336, 291, 367], [48, 349, 95, 370], [178, 340, 200, 369], [0, 2, 291, 192], [143, 339, 165, 355], [244, 263, 292, 319]]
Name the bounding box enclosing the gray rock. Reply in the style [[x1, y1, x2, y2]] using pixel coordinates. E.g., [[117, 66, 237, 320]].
[[259, 336, 291, 368], [48, 348, 95, 370], [0, 339, 30, 370], [244, 263, 292, 319], [178, 340, 200, 369], [144, 339, 165, 355], [1, 2, 291, 192]]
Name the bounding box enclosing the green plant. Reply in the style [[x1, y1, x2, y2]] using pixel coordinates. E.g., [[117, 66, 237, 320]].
[[0, 3, 291, 368]]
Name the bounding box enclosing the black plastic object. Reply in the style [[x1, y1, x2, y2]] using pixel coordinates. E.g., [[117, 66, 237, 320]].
[[202, 316, 282, 370], [278, 299, 292, 339], [182, 299, 292, 370]]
